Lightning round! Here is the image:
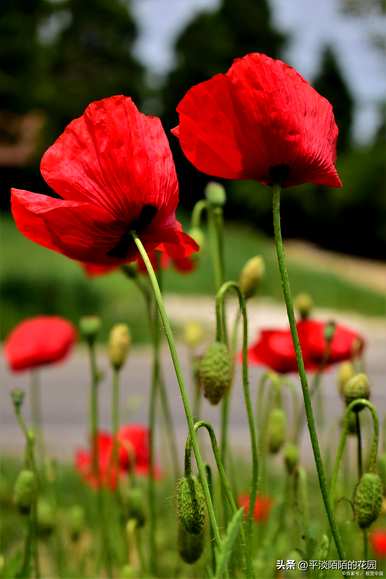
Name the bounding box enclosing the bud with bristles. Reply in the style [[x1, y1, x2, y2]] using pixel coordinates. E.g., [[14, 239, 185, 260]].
[[205, 182, 226, 207], [183, 321, 205, 349], [68, 505, 85, 542], [37, 500, 55, 537], [343, 373, 370, 407], [338, 362, 355, 397], [294, 293, 313, 320], [14, 470, 37, 515], [108, 324, 131, 370], [178, 525, 204, 564], [267, 408, 286, 454], [354, 473, 383, 528], [199, 342, 232, 405], [283, 443, 299, 474], [79, 316, 101, 344], [176, 476, 206, 535], [239, 256, 265, 299]]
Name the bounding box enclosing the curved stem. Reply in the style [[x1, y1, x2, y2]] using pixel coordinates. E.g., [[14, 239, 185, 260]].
[[272, 184, 345, 560], [216, 281, 259, 559], [132, 232, 222, 550], [191, 199, 208, 230]]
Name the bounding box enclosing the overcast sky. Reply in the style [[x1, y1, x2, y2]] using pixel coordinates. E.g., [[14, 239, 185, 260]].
[[131, 0, 386, 142]]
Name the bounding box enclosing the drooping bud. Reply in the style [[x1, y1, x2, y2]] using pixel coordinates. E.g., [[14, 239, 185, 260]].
[[79, 315, 101, 344], [267, 408, 286, 454], [183, 321, 205, 349], [68, 505, 85, 542], [283, 443, 300, 474], [14, 469, 37, 515], [108, 324, 131, 371], [378, 454, 386, 494], [199, 342, 232, 405], [125, 488, 146, 528], [37, 500, 55, 537], [178, 525, 204, 564], [343, 373, 370, 407], [354, 473, 383, 529], [176, 476, 206, 535], [338, 362, 355, 397], [294, 293, 314, 320], [239, 256, 265, 300], [205, 182, 226, 207], [188, 227, 205, 251]]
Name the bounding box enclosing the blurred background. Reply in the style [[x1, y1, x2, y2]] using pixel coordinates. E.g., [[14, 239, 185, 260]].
[[1, 0, 385, 342]]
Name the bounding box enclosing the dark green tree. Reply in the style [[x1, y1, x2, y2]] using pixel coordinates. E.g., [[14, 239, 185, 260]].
[[313, 46, 354, 152], [45, 0, 145, 136]]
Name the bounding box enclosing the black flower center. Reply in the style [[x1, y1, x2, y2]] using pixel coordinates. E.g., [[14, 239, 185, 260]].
[[107, 204, 157, 258], [268, 164, 290, 185]]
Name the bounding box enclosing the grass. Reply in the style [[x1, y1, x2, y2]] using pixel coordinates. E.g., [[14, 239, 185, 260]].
[[1, 214, 385, 342]]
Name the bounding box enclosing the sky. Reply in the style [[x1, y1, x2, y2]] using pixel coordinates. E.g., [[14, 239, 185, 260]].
[[131, 0, 386, 143]]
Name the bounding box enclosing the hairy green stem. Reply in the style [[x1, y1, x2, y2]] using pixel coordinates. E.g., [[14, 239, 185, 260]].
[[272, 184, 345, 560], [132, 233, 222, 551]]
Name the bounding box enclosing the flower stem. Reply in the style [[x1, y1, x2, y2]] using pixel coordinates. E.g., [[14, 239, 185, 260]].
[[271, 184, 345, 560], [112, 368, 120, 471], [132, 232, 222, 551], [30, 370, 45, 463]]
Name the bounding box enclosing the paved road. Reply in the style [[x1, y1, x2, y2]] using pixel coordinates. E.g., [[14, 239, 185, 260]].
[[1, 300, 385, 463]]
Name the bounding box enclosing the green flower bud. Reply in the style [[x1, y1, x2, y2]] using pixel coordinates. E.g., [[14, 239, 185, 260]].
[[108, 323, 131, 370], [205, 181, 226, 207], [37, 500, 55, 537], [188, 227, 205, 251], [378, 454, 386, 494], [11, 388, 25, 411], [283, 443, 300, 474], [125, 488, 146, 528], [183, 321, 205, 349], [79, 315, 101, 344], [338, 362, 355, 397], [294, 293, 314, 320], [14, 470, 37, 515], [354, 473, 383, 529], [68, 505, 85, 542], [176, 476, 206, 535], [267, 408, 286, 454], [239, 256, 265, 299], [178, 525, 204, 564], [343, 373, 370, 407], [199, 342, 232, 405]]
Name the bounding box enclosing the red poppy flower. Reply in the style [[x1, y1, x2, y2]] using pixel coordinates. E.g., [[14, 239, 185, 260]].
[[117, 424, 161, 479], [370, 530, 386, 558], [75, 432, 120, 490], [246, 319, 363, 374], [4, 316, 76, 372], [238, 494, 273, 523], [11, 95, 197, 266], [172, 53, 341, 188]]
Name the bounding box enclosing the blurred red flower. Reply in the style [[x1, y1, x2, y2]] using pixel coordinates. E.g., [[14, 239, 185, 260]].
[[173, 53, 341, 188], [75, 425, 160, 490], [370, 530, 386, 558], [4, 316, 76, 372], [11, 95, 197, 266], [238, 494, 273, 523], [246, 319, 364, 374]]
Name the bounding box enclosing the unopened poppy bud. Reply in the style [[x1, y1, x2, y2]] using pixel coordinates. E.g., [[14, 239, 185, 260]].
[[354, 473, 383, 529], [178, 525, 204, 564], [343, 373, 370, 407], [205, 181, 226, 207], [338, 362, 355, 397], [183, 321, 205, 349], [267, 408, 286, 454], [68, 505, 85, 542], [108, 324, 131, 370], [176, 475, 206, 535], [239, 256, 265, 299], [11, 388, 25, 411], [125, 488, 146, 528], [14, 469, 37, 514], [324, 320, 336, 344], [294, 293, 314, 320], [378, 454, 386, 493], [199, 342, 232, 405], [37, 500, 55, 537], [283, 443, 299, 474], [188, 227, 205, 251], [79, 316, 101, 344]]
